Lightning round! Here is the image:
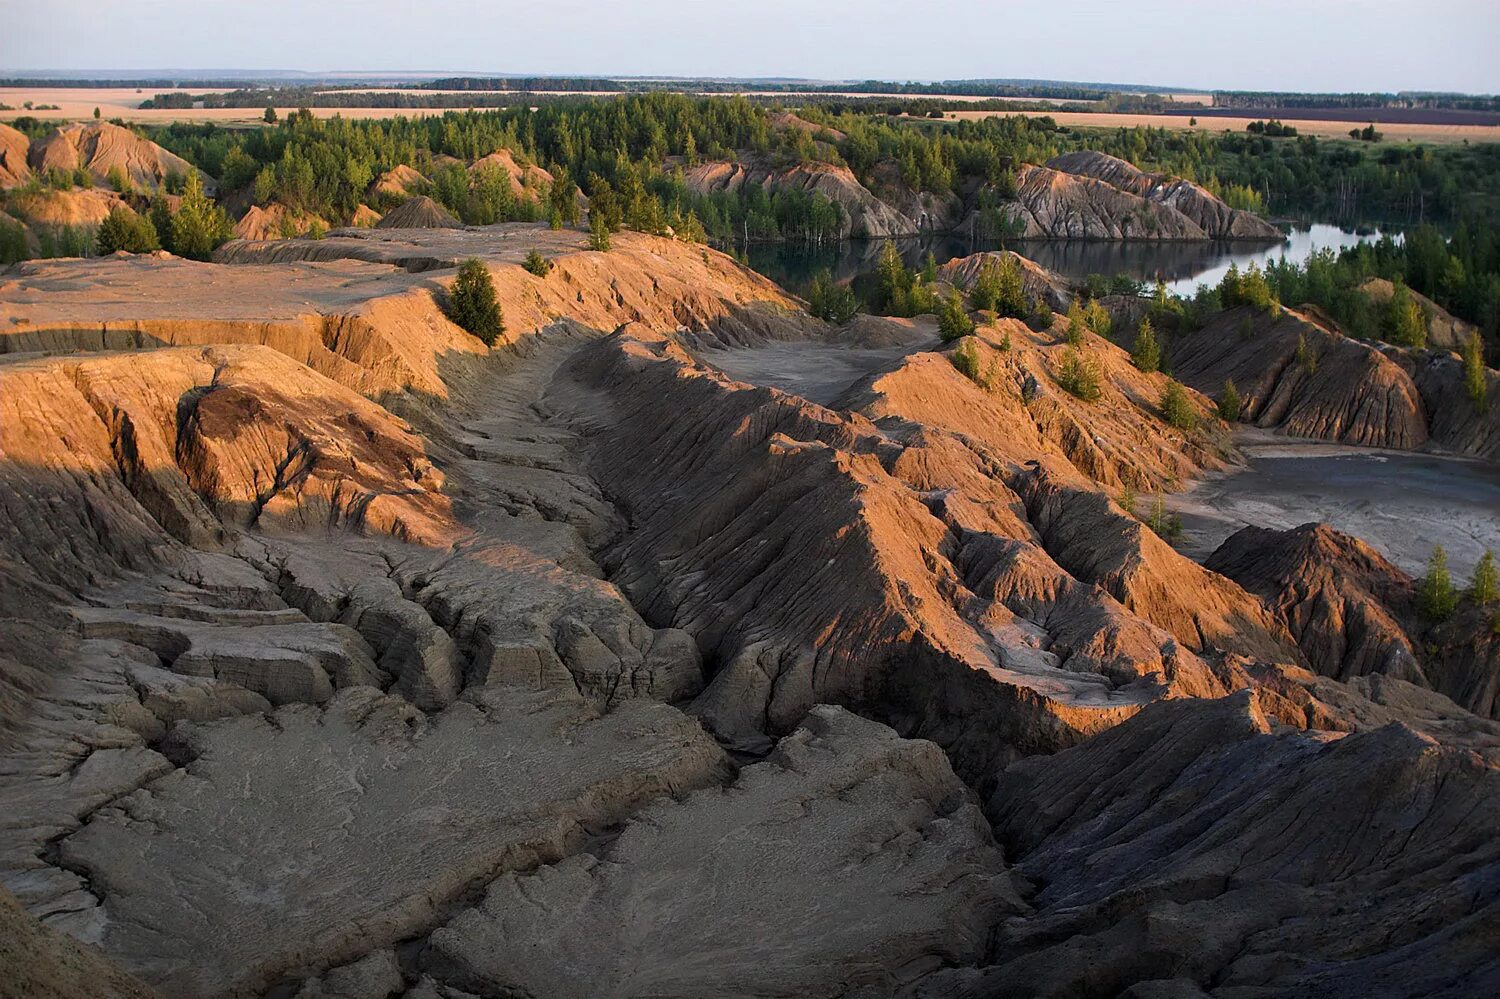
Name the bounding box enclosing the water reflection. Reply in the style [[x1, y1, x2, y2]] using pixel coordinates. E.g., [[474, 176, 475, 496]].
[[741, 224, 1393, 299]]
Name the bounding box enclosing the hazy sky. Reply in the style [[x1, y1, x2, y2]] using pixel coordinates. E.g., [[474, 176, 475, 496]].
[[3, 0, 1497, 94]]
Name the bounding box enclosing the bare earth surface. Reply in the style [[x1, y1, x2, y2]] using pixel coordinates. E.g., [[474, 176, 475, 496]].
[[1, 229, 1499, 998], [1171, 429, 1500, 579]]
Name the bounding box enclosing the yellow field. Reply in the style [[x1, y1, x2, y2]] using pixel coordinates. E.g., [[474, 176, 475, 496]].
[[5, 87, 1495, 145], [933, 109, 1500, 144]]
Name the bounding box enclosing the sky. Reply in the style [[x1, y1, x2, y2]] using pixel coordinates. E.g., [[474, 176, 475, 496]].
[[3, 0, 1497, 94]]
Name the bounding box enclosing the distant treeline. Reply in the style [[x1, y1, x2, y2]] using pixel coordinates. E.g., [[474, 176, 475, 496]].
[[137, 87, 1076, 118], [420, 77, 1121, 101], [1212, 91, 1500, 113]]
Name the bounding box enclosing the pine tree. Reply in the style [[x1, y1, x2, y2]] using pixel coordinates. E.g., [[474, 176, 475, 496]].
[[937, 292, 975, 342], [447, 258, 505, 346], [1218, 379, 1241, 422], [97, 205, 160, 254], [1462, 331, 1488, 408], [1470, 550, 1498, 606], [1419, 545, 1458, 622], [169, 172, 231, 261], [1065, 298, 1087, 346], [921, 251, 937, 285], [1388, 280, 1427, 348], [588, 212, 612, 251], [1160, 379, 1196, 430], [1132, 317, 1161, 373], [523, 249, 553, 277]]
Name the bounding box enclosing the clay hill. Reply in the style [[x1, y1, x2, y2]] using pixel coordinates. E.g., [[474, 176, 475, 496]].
[[682, 134, 1279, 242], [21, 121, 214, 195], [1, 227, 1498, 998], [1146, 304, 1500, 460], [1046, 150, 1284, 239]]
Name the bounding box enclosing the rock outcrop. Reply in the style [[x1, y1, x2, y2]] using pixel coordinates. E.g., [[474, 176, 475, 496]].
[[917, 690, 1500, 998], [1359, 276, 1478, 351], [1164, 305, 1500, 459], [24, 122, 213, 195], [1048, 149, 1284, 239], [684, 157, 923, 238], [935, 249, 1073, 311], [1167, 306, 1430, 449], [1002, 163, 1208, 239], [1210, 523, 1500, 721], [2, 224, 1497, 999], [423, 706, 1015, 998]]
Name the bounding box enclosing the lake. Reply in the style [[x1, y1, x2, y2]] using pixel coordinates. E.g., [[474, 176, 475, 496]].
[[742, 223, 1393, 300]]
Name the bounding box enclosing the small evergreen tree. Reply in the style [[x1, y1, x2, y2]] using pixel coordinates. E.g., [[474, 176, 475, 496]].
[[1146, 493, 1184, 541], [1029, 296, 1053, 332], [1295, 333, 1318, 373], [1084, 298, 1113, 338], [588, 212, 611, 251], [447, 258, 505, 346], [1218, 379, 1242, 422], [1388, 279, 1427, 348], [148, 194, 174, 254], [806, 270, 857, 324], [264, 106, 278, 124], [1132, 317, 1161, 373], [921, 251, 937, 285], [169, 172, 231, 261], [523, 248, 553, 277], [1056, 348, 1101, 401], [937, 291, 975, 342], [1470, 549, 1498, 606], [1160, 378, 1196, 430], [969, 257, 1001, 312], [1065, 298, 1087, 346], [1419, 545, 1458, 622], [950, 338, 983, 384], [1462, 331, 1488, 408], [97, 205, 160, 254]]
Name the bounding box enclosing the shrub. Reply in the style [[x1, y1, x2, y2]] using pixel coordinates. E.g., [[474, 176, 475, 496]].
[[523, 248, 554, 277], [1118, 482, 1137, 515], [1065, 299, 1087, 346], [447, 258, 505, 346], [1462, 331, 1488, 408], [0, 215, 28, 265], [1146, 493, 1184, 541], [1132, 317, 1161, 373], [1029, 296, 1053, 332], [950, 338, 983, 383], [806, 269, 857, 324], [1420, 545, 1457, 622], [96, 205, 160, 254], [937, 291, 975, 342], [1471, 550, 1498, 606], [1295, 333, 1319, 374], [1055, 348, 1101, 401], [1159, 379, 1196, 430], [1084, 298, 1113, 338], [106, 165, 132, 194], [306, 218, 327, 240], [1218, 379, 1242, 422]]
